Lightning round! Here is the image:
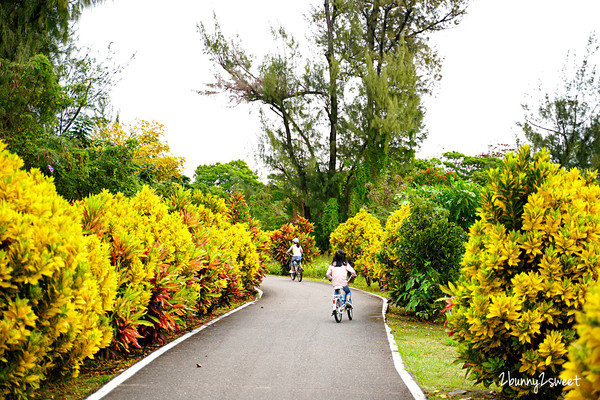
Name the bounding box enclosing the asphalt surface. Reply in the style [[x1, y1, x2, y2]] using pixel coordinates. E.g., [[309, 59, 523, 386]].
[[91, 275, 417, 400]]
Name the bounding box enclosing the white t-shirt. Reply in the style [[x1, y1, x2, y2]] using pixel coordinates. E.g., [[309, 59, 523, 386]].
[[287, 244, 303, 257]]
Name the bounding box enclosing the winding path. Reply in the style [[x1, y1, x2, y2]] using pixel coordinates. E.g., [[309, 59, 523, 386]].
[[87, 275, 424, 400]]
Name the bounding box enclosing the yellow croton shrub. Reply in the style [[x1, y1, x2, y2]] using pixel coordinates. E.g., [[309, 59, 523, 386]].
[[562, 282, 600, 400], [380, 204, 411, 281], [447, 146, 600, 399], [79, 186, 202, 350], [0, 142, 114, 399], [330, 208, 384, 285]]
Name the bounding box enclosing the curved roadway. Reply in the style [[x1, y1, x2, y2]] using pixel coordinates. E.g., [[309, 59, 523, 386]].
[[87, 275, 421, 400]]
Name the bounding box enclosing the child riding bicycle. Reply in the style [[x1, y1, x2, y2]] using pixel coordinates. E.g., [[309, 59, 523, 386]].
[[285, 238, 303, 274], [326, 250, 356, 310]]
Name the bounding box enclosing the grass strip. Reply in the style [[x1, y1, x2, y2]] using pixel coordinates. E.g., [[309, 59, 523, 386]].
[[385, 306, 498, 399]]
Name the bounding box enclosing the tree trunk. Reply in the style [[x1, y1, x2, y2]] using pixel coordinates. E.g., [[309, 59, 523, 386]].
[[324, 0, 338, 200]]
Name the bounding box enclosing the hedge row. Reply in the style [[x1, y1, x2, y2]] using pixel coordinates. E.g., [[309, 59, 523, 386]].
[[0, 142, 266, 399]]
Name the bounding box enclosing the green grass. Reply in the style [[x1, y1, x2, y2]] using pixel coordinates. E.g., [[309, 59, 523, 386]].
[[385, 305, 498, 399], [267, 254, 331, 279]]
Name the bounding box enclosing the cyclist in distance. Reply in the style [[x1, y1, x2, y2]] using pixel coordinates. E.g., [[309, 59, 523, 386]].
[[285, 238, 303, 274], [326, 250, 356, 308]]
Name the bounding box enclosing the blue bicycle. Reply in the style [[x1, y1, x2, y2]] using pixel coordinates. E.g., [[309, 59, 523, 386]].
[[331, 286, 353, 323]]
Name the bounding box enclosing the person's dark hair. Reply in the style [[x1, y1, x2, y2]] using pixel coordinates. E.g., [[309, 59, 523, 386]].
[[332, 250, 347, 267]]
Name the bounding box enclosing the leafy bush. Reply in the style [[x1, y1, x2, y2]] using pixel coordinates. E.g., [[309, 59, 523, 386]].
[[168, 187, 265, 309], [436, 179, 481, 232], [79, 187, 202, 350], [384, 198, 466, 319], [379, 205, 411, 286], [329, 208, 383, 285], [226, 192, 251, 224], [562, 283, 600, 399], [0, 142, 114, 399], [447, 146, 600, 399], [270, 216, 319, 273], [225, 192, 272, 273], [190, 190, 231, 226], [127, 187, 201, 345]]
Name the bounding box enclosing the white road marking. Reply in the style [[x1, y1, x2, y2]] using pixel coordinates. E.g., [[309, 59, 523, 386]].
[[358, 289, 428, 400]]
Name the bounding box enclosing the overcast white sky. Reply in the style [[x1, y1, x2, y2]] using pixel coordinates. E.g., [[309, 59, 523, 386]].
[[75, 0, 600, 178]]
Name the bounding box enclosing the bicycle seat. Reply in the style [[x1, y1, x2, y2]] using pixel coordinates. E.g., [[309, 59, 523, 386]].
[[333, 286, 344, 290]]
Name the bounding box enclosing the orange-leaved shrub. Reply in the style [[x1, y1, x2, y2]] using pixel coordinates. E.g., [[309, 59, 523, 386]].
[[269, 216, 319, 273], [447, 146, 600, 399], [329, 208, 383, 285], [0, 142, 115, 399]]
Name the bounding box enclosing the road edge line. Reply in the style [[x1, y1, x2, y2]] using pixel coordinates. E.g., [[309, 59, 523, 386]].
[[356, 288, 427, 400], [85, 287, 264, 400]]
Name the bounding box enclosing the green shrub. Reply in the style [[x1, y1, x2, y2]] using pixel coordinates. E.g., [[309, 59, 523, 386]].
[[447, 146, 600, 399], [0, 142, 114, 399], [384, 198, 466, 319], [436, 179, 481, 232]]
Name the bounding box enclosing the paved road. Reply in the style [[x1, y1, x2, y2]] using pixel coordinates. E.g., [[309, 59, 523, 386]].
[[90, 275, 418, 400]]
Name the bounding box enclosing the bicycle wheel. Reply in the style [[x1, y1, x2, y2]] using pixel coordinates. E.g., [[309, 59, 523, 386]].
[[347, 304, 353, 320], [334, 299, 343, 323], [297, 266, 303, 282]]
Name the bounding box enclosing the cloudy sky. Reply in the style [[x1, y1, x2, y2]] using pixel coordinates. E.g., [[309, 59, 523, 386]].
[[75, 0, 600, 178]]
